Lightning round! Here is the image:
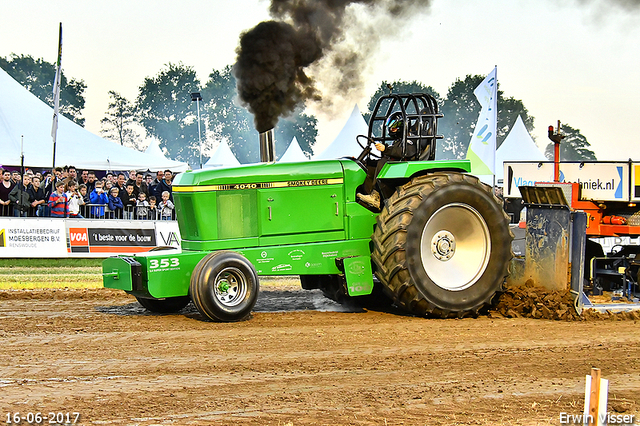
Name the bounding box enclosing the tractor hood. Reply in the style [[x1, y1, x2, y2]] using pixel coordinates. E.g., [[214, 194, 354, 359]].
[[172, 159, 366, 252], [173, 160, 345, 191]]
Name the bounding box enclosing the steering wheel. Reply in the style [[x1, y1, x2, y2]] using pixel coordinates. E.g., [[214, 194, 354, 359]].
[[356, 135, 381, 163]]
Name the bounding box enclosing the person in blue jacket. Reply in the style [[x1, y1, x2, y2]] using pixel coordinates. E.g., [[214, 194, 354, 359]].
[[107, 186, 124, 219], [89, 181, 109, 218]]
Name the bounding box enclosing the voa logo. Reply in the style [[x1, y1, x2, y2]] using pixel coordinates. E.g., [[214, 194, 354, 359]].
[[70, 232, 88, 242], [69, 228, 88, 246]]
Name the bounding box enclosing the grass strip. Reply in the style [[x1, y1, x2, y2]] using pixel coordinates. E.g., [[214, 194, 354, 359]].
[[0, 258, 103, 268], [0, 282, 103, 289], [0, 273, 102, 282], [0, 268, 101, 275], [0, 258, 103, 289]]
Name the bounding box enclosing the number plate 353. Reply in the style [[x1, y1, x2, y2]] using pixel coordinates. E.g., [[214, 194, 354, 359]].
[[148, 257, 180, 270]]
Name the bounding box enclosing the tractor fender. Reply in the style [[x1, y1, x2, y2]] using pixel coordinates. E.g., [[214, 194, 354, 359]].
[[377, 159, 471, 181]]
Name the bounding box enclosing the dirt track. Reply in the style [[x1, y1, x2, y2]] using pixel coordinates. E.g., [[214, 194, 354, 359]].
[[1, 285, 639, 426]]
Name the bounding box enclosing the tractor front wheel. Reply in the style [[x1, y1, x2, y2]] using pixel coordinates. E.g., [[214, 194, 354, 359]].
[[371, 173, 512, 317], [190, 251, 259, 322]]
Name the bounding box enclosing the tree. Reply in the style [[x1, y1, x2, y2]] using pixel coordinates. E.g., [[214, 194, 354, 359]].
[[201, 66, 255, 163], [274, 110, 317, 160], [544, 124, 596, 161], [136, 62, 201, 166], [438, 75, 534, 160], [363, 80, 443, 123], [202, 66, 317, 163], [0, 53, 86, 126], [100, 90, 141, 149]]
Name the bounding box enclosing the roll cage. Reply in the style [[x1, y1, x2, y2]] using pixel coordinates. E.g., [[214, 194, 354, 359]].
[[367, 93, 444, 161]]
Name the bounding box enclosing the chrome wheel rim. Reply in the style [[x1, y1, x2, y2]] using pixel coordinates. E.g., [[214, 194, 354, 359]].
[[420, 203, 491, 291], [213, 267, 248, 307]]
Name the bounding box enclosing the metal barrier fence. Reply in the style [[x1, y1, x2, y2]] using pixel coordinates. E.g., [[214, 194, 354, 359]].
[[0, 203, 175, 220]]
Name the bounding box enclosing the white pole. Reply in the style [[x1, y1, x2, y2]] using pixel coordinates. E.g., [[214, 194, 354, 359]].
[[51, 23, 62, 172], [493, 64, 498, 190], [21, 134, 24, 173]]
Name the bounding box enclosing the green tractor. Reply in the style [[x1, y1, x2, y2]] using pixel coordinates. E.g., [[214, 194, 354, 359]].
[[103, 93, 513, 321]]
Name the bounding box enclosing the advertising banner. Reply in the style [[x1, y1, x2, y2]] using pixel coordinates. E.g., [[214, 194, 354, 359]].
[[0, 219, 67, 257], [0, 218, 181, 258], [68, 226, 156, 254], [560, 162, 627, 201], [504, 161, 633, 202], [65, 219, 181, 257]]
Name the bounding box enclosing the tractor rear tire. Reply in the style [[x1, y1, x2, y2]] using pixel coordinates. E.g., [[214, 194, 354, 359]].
[[189, 251, 259, 322], [135, 296, 190, 313], [371, 172, 512, 317]]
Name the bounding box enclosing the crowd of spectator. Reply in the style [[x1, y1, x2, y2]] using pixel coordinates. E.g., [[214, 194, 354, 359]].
[[0, 165, 176, 220]]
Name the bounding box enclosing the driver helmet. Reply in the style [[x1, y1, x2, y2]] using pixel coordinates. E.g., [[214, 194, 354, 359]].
[[386, 112, 404, 139]]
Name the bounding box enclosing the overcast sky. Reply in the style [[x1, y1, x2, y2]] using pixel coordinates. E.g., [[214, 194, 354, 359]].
[[1, 0, 639, 160]]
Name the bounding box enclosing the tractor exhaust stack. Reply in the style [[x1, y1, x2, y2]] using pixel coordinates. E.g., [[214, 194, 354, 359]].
[[259, 129, 276, 163]]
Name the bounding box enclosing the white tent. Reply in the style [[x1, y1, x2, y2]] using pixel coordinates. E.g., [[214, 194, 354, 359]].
[[0, 67, 188, 172], [278, 136, 308, 162], [495, 115, 546, 180], [144, 138, 167, 159], [141, 138, 190, 172], [313, 104, 370, 160], [203, 140, 241, 168]]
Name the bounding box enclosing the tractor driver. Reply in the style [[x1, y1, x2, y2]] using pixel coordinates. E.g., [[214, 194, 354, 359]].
[[357, 112, 420, 209]]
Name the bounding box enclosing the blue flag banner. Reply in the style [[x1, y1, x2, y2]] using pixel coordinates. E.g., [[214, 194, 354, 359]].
[[466, 67, 497, 176]]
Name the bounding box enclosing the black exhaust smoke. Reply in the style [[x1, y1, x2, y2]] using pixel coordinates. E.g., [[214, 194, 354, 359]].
[[235, 20, 321, 134], [234, 0, 433, 133]]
